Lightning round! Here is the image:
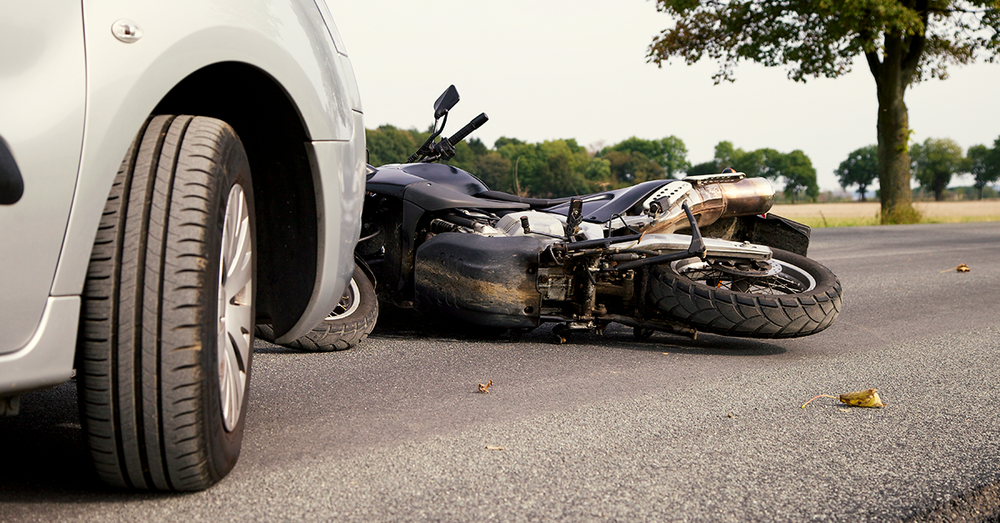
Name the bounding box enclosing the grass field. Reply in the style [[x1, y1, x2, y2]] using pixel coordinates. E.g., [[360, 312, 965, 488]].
[[769, 200, 1000, 228]]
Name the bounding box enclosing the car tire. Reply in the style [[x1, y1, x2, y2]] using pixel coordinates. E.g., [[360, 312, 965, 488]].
[[77, 115, 256, 491]]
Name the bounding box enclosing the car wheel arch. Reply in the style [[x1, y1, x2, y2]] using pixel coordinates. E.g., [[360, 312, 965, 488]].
[[152, 62, 327, 334]]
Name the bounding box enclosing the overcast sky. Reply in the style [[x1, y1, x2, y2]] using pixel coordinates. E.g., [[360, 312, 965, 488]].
[[330, 0, 1000, 193]]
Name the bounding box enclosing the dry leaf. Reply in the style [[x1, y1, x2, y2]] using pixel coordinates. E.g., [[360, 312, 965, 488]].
[[839, 388, 885, 408], [940, 264, 971, 273], [802, 387, 886, 409], [478, 380, 492, 394]]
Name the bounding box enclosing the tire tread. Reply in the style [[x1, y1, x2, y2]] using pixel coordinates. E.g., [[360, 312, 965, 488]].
[[78, 115, 253, 491], [649, 248, 842, 339]]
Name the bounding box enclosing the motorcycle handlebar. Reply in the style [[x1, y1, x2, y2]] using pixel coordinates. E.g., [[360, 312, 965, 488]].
[[448, 112, 489, 146]]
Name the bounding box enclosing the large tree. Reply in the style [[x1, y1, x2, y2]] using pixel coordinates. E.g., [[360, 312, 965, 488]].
[[836, 145, 880, 201], [774, 149, 821, 202], [911, 137, 964, 200], [647, 0, 1000, 223]]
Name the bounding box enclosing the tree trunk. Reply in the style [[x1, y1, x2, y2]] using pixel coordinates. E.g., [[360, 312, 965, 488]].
[[869, 34, 920, 224], [874, 80, 916, 221], [933, 183, 945, 201]]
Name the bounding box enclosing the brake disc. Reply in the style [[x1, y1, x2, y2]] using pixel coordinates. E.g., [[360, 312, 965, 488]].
[[708, 258, 782, 278]]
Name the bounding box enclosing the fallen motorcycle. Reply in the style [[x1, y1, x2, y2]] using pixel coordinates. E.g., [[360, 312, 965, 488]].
[[265, 85, 842, 349]]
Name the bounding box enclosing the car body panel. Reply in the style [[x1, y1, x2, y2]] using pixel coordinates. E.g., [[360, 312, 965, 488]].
[[1, 0, 364, 393], [0, 1, 86, 353], [0, 298, 79, 395]]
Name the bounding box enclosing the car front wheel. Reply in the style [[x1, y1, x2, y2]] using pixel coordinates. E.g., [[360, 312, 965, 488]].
[[77, 115, 255, 491]]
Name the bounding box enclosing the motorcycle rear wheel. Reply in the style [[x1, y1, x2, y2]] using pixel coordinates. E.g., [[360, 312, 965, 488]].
[[649, 248, 842, 338]]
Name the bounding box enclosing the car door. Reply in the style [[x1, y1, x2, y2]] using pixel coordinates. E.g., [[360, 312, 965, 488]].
[[0, 2, 87, 354]]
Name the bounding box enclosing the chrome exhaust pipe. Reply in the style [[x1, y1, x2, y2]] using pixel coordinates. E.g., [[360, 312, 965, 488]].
[[643, 175, 775, 234]]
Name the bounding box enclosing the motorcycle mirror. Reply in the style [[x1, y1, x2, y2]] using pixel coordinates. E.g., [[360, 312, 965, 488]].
[[433, 85, 460, 119]]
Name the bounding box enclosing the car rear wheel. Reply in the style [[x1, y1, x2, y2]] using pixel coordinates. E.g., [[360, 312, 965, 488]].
[[77, 115, 255, 491]]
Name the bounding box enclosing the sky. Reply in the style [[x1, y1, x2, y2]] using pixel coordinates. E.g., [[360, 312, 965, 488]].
[[329, 0, 1000, 194]]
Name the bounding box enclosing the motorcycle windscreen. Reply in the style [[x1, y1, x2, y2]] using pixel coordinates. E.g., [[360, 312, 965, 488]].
[[414, 233, 542, 329]]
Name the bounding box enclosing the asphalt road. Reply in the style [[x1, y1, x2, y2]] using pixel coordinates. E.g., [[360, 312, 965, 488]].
[[2, 222, 999, 522]]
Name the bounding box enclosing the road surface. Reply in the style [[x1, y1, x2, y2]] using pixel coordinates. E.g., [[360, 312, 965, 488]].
[[2, 222, 998, 522]]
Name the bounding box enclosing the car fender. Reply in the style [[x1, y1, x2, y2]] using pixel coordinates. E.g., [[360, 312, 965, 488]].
[[47, 0, 364, 341]]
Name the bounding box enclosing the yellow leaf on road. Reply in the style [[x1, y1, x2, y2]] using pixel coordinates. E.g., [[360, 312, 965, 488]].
[[839, 388, 885, 408], [802, 387, 886, 409]]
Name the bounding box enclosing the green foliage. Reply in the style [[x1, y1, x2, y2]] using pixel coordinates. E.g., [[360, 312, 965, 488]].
[[911, 137, 965, 201], [776, 150, 820, 203], [600, 149, 665, 184], [598, 136, 691, 179], [365, 125, 425, 166], [366, 127, 853, 203], [700, 141, 819, 202], [647, 0, 999, 84], [495, 139, 606, 197], [688, 160, 720, 175], [836, 145, 879, 201], [967, 136, 1000, 199], [366, 127, 684, 198]]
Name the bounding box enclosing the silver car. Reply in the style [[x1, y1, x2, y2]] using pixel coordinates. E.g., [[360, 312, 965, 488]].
[[0, 0, 365, 490]]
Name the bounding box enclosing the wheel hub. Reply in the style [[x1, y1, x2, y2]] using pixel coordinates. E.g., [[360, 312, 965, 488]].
[[217, 184, 253, 432]]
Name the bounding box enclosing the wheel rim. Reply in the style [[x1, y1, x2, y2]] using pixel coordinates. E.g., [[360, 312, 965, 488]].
[[671, 257, 817, 295], [217, 184, 253, 432], [326, 277, 360, 320]]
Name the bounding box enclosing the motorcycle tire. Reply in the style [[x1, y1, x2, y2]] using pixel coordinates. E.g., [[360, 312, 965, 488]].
[[256, 263, 377, 351], [648, 247, 842, 339]]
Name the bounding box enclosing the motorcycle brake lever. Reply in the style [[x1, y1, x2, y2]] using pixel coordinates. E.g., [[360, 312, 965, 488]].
[[681, 201, 707, 258]]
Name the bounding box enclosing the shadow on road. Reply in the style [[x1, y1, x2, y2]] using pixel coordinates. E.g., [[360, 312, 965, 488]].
[[0, 382, 177, 504], [367, 307, 788, 357]]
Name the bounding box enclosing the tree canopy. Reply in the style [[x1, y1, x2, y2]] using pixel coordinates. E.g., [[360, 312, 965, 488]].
[[967, 136, 1000, 198], [366, 126, 1000, 202], [836, 145, 880, 201], [599, 136, 691, 180], [365, 127, 827, 201], [710, 141, 819, 201], [647, 0, 1000, 222], [911, 137, 965, 201]]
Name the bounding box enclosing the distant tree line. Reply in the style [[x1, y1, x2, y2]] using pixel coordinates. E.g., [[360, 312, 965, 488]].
[[368, 125, 1000, 201], [837, 136, 1000, 201], [366, 125, 821, 201]]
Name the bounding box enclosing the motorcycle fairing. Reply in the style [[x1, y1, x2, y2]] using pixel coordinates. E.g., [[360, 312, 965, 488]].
[[414, 233, 543, 328]]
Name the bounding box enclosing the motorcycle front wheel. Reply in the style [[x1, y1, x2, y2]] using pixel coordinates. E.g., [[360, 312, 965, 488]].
[[256, 263, 378, 351], [648, 248, 842, 338]]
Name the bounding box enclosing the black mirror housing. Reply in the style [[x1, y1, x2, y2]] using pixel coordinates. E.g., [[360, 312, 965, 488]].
[[433, 85, 460, 119]]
